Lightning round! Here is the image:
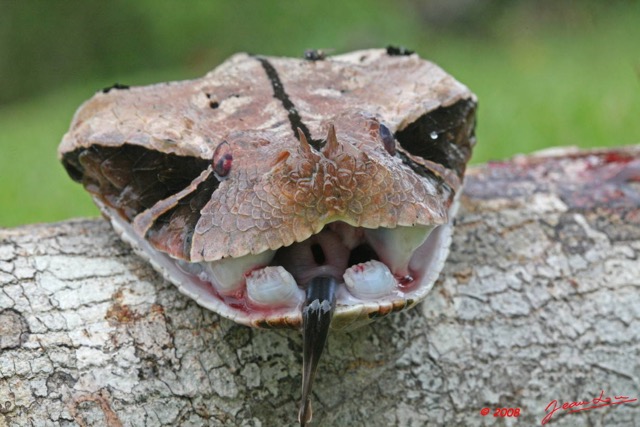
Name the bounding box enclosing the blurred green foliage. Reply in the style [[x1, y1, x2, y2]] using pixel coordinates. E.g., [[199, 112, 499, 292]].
[[1, 1, 639, 227]]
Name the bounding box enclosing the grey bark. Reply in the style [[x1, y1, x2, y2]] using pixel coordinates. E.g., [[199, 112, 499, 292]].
[[1, 146, 639, 427]]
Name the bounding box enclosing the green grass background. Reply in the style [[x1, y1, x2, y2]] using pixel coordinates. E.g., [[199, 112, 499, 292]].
[[1, 1, 639, 227]]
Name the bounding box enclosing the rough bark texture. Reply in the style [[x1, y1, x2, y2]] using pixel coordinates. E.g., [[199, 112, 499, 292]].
[[1, 146, 639, 427]]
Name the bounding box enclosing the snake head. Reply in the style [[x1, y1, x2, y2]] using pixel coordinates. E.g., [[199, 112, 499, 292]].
[[59, 48, 476, 424]]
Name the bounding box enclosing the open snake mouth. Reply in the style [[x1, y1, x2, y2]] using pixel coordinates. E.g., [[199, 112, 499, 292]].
[[106, 198, 454, 330]]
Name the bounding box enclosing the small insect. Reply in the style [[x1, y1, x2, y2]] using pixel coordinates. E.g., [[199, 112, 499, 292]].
[[59, 48, 477, 425], [304, 48, 332, 61], [385, 45, 414, 56]]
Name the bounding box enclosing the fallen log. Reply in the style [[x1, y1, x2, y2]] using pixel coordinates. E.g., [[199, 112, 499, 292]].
[[1, 146, 639, 426]]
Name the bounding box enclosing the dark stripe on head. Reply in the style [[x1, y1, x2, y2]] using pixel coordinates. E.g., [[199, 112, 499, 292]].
[[62, 144, 211, 221], [394, 98, 477, 179], [145, 171, 220, 258], [254, 56, 325, 151]]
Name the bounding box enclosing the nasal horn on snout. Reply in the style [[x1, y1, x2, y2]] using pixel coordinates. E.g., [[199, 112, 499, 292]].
[[296, 125, 341, 157], [322, 125, 340, 157]]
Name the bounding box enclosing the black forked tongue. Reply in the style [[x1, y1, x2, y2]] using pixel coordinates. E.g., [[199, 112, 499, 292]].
[[298, 275, 337, 426]]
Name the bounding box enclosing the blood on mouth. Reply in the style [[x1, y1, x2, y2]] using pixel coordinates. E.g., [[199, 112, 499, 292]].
[[187, 221, 436, 316]]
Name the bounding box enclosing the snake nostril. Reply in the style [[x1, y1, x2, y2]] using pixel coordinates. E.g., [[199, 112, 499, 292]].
[[310, 243, 326, 265]]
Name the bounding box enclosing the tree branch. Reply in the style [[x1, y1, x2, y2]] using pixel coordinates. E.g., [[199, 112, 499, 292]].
[[1, 146, 639, 426]]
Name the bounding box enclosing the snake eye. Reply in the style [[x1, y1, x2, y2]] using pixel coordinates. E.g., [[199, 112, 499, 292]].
[[379, 123, 396, 155], [212, 141, 233, 178]]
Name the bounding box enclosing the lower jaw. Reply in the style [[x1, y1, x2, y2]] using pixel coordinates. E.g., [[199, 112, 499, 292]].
[[104, 201, 455, 330]]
